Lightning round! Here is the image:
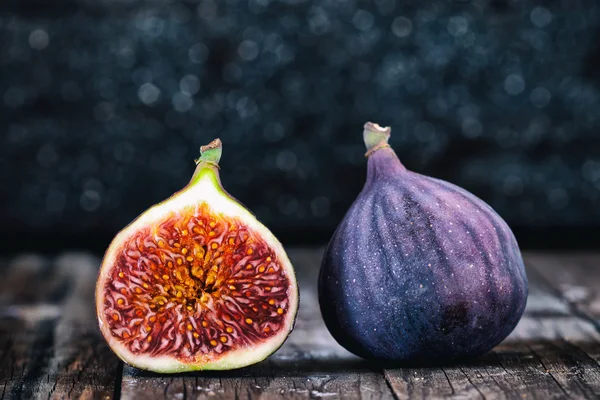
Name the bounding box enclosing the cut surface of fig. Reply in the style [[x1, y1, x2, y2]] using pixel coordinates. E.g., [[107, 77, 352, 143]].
[[96, 139, 298, 372]]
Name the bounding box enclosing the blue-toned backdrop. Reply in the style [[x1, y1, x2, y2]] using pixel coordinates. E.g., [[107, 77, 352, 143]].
[[2, 0, 599, 250]]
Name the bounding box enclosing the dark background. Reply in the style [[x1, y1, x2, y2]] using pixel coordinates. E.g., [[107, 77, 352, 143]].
[[2, 0, 599, 253]]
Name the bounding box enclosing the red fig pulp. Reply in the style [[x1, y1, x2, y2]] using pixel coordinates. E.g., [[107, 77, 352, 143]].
[[96, 139, 299, 372]]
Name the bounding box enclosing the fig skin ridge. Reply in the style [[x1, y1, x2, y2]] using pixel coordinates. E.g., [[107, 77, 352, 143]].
[[318, 122, 528, 364]]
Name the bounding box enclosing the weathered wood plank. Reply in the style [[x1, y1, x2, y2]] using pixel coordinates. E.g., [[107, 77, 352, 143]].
[[120, 248, 395, 399], [0, 254, 121, 400], [525, 253, 600, 370], [383, 261, 600, 400], [2, 249, 597, 399], [527, 252, 600, 321]]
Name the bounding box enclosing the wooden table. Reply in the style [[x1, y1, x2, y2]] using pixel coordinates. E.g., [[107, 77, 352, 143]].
[[1, 250, 599, 399]]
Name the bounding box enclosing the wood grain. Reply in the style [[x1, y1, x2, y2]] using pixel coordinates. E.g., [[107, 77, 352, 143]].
[[1, 250, 600, 399], [0, 254, 121, 400]]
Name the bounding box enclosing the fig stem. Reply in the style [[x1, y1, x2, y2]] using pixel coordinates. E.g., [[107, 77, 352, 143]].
[[363, 122, 391, 157], [190, 138, 223, 186], [195, 138, 222, 167]]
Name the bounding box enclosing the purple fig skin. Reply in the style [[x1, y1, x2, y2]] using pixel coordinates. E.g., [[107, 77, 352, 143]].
[[318, 123, 528, 364]]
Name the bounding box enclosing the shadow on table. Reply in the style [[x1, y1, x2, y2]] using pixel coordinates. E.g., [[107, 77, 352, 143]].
[[124, 338, 600, 378], [125, 356, 379, 378]]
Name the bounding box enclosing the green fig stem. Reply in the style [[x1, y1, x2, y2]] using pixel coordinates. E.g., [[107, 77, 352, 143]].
[[363, 122, 391, 157], [196, 138, 222, 166], [190, 138, 222, 186]]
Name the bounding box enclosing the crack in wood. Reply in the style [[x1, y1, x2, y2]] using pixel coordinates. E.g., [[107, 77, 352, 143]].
[[482, 359, 514, 397], [382, 370, 401, 400], [440, 368, 455, 395], [8, 320, 55, 399], [527, 344, 571, 398], [458, 365, 486, 399], [48, 375, 57, 399], [112, 361, 124, 400]]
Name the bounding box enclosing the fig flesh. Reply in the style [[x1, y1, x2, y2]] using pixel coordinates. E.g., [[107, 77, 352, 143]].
[[96, 139, 298, 372], [318, 123, 528, 363]]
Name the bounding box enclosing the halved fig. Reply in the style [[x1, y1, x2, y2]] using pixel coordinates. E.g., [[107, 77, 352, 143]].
[[96, 139, 299, 372]]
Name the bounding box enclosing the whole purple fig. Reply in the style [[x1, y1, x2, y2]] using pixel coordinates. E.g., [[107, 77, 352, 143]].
[[318, 122, 528, 363]]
